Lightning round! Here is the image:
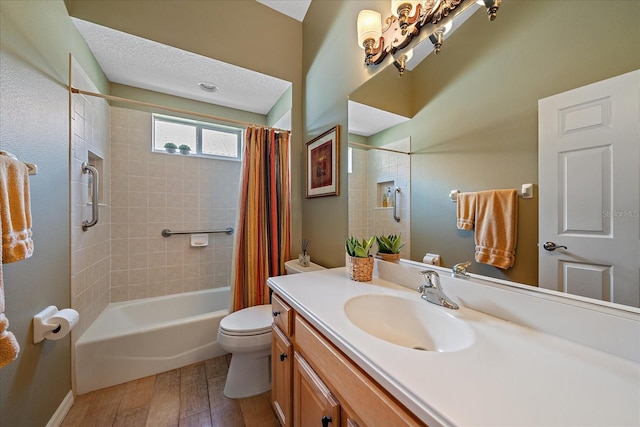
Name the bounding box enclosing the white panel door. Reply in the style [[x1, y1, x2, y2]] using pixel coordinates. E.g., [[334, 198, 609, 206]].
[[538, 70, 640, 307]]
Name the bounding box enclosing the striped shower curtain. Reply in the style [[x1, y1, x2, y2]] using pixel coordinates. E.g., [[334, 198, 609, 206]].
[[232, 127, 290, 311]]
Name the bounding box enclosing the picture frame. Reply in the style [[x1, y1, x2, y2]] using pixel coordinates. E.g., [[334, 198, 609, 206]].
[[306, 125, 340, 198]]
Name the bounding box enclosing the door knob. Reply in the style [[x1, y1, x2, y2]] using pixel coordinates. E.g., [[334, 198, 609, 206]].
[[321, 415, 332, 427], [543, 241, 567, 251], [280, 353, 287, 362]]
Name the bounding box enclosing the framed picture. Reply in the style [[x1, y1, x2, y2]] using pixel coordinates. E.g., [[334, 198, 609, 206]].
[[306, 125, 340, 198]]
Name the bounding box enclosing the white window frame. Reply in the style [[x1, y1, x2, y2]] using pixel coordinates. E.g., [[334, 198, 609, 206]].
[[152, 113, 243, 161]]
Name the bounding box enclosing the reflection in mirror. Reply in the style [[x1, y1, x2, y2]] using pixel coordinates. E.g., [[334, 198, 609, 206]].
[[348, 1, 640, 308], [348, 129, 411, 260]]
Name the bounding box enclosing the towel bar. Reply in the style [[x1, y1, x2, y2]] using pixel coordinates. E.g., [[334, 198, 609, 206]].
[[450, 184, 533, 202]]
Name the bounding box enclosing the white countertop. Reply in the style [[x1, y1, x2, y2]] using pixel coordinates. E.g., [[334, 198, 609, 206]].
[[267, 267, 640, 427]]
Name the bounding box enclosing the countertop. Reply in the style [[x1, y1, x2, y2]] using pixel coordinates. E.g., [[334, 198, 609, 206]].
[[267, 267, 640, 426]]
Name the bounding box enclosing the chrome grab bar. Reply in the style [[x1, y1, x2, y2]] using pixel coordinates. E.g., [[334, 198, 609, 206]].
[[393, 187, 400, 222], [161, 228, 234, 237], [82, 162, 99, 231]]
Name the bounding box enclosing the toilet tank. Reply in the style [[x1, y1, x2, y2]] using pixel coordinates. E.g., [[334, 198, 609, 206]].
[[284, 259, 326, 274]]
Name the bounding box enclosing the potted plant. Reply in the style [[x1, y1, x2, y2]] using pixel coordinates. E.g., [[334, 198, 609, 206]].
[[164, 142, 177, 153], [178, 144, 191, 155], [298, 238, 311, 267], [345, 236, 375, 281], [375, 234, 405, 262]]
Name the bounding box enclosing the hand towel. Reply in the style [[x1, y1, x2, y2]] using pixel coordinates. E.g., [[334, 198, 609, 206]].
[[474, 189, 518, 269], [1, 154, 34, 263], [456, 192, 476, 230], [0, 153, 31, 368], [1, 214, 20, 369]]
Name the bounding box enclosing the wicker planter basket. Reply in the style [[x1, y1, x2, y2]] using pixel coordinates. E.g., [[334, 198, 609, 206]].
[[347, 255, 374, 282], [376, 252, 400, 262]]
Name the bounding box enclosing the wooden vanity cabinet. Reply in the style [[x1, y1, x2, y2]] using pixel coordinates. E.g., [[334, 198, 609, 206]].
[[271, 293, 294, 426], [293, 352, 340, 427], [270, 291, 425, 427]]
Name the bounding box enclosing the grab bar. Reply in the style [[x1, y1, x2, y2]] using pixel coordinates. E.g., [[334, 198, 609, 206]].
[[82, 162, 99, 231], [161, 228, 234, 237], [393, 187, 400, 222]]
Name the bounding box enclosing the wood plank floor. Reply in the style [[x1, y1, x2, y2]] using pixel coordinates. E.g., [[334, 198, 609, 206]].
[[61, 355, 280, 427]]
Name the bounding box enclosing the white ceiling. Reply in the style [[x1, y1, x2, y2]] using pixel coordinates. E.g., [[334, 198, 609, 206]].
[[71, 0, 415, 135], [258, 0, 311, 22]]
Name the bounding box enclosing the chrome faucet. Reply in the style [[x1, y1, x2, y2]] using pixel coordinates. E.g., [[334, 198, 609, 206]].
[[452, 261, 472, 278], [416, 270, 459, 309]]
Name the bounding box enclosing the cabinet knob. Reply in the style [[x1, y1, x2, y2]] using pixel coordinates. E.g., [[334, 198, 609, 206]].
[[280, 353, 287, 362], [272, 310, 280, 317], [321, 415, 332, 427]]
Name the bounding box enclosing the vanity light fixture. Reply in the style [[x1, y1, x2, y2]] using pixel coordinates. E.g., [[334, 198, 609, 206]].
[[429, 20, 452, 54], [357, 0, 501, 70], [393, 49, 413, 76]]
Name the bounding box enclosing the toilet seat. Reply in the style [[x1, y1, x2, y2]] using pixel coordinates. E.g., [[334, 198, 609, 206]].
[[219, 304, 272, 337]]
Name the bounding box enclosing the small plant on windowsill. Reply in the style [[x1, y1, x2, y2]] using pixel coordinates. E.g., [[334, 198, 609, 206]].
[[178, 144, 191, 155], [164, 142, 178, 153]]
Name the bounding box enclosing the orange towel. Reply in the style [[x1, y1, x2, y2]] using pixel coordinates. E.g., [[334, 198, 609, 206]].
[[0, 153, 32, 368], [1, 213, 20, 369], [474, 189, 518, 269], [456, 192, 476, 231], [1, 154, 33, 263]]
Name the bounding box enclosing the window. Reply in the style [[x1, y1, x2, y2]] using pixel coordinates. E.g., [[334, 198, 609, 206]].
[[153, 114, 242, 160]]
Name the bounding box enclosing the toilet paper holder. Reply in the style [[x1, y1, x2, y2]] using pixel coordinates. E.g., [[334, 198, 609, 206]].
[[33, 305, 77, 344]]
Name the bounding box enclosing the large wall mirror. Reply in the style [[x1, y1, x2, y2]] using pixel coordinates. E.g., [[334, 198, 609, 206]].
[[348, 1, 640, 308]]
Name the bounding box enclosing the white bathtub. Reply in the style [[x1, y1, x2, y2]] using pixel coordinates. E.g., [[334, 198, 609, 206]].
[[75, 287, 229, 394]]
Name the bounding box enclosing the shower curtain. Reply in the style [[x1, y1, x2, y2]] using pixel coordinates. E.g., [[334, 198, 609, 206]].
[[232, 127, 290, 311]]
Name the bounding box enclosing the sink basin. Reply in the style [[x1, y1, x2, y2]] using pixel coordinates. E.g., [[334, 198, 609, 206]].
[[344, 294, 474, 352]]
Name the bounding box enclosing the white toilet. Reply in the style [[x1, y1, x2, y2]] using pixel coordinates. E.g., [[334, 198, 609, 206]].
[[217, 259, 325, 398]]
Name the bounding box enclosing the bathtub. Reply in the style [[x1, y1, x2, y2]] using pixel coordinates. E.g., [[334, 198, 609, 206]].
[[75, 287, 230, 394]]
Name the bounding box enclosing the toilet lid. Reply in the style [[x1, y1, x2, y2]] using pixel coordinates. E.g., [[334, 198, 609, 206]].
[[219, 304, 273, 336]]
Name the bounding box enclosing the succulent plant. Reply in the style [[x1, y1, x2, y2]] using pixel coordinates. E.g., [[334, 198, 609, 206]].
[[375, 234, 405, 254], [178, 144, 191, 151], [345, 236, 375, 258], [163, 142, 178, 149]]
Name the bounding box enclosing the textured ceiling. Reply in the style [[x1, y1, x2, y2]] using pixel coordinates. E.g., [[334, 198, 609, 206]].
[[72, 18, 292, 116], [71, 0, 443, 135]]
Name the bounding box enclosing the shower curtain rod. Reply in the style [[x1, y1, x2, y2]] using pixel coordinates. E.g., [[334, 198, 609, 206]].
[[348, 141, 411, 155], [68, 85, 290, 133]]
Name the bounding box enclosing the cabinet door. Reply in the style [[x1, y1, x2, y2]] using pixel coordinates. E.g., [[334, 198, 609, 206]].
[[293, 352, 340, 427], [272, 325, 292, 427]]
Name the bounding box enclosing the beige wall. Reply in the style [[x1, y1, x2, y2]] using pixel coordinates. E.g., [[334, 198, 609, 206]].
[[304, 1, 640, 283], [0, 1, 108, 426]]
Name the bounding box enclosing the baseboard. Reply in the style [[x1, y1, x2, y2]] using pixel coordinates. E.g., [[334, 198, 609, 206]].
[[45, 390, 74, 427]]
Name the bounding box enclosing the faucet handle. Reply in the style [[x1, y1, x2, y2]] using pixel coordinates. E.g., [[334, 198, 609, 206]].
[[452, 261, 472, 277]]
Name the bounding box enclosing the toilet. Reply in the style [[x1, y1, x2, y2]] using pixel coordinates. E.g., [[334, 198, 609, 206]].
[[217, 259, 325, 398]]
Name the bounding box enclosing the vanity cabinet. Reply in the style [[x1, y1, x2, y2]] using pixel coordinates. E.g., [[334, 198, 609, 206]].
[[271, 291, 424, 427], [272, 294, 293, 427], [293, 352, 340, 427]]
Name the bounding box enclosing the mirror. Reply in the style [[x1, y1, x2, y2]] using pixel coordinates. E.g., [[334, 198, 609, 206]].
[[348, 1, 640, 308]]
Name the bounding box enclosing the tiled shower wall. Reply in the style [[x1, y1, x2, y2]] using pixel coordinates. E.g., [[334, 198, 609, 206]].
[[109, 107, 240, 302], [348, 138, 411, 258], [70, 60, 111, 341]]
